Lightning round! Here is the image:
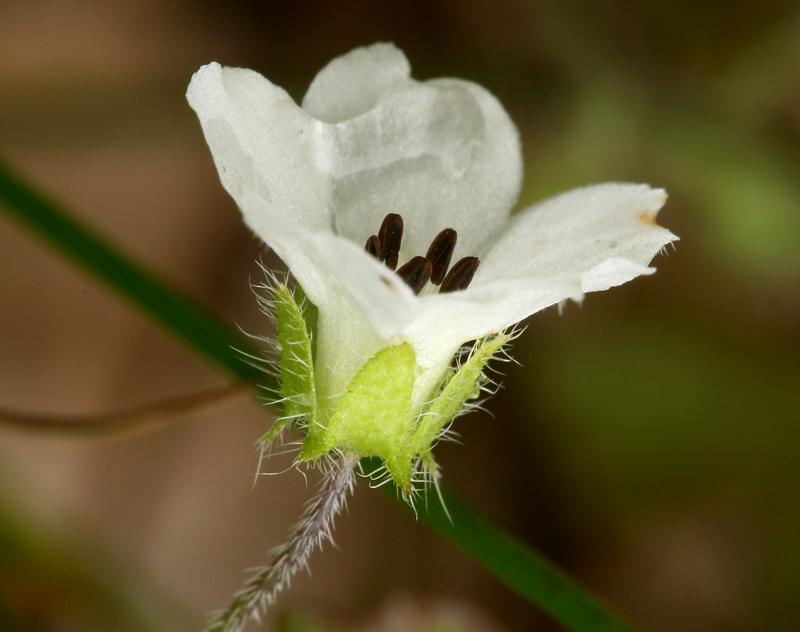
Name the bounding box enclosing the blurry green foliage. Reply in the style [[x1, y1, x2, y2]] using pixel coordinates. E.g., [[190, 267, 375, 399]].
[[0, 498, 197, 632]]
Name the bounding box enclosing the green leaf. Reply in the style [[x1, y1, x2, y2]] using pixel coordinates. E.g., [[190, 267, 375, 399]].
[[0, 158, 264, 383], [364, 458, 638, 632], [0, 158, 640, 632], [426, 488, 637, 632]]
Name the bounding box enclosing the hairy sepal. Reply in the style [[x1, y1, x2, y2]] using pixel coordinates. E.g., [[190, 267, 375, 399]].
[[413, 333, 511, 474], [299, 334, 510, 494], [300, 344, 418, 490], [259, 283, 317, 445]]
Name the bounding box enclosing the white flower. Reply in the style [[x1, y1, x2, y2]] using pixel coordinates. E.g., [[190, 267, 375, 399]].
[[187, 42, 676, 483], [188, 43, 678, 632]]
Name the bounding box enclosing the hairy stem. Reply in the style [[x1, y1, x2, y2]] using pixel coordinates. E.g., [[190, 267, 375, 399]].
[[208, 453, 359, 632]]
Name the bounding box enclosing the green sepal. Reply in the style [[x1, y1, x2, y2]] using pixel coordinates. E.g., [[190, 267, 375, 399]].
[[293, 283, 318, 362], [411, 333, 511, 464], [300, 344, 418, 490], [259, 283, 317, 445], [298, 335, 510, 493]]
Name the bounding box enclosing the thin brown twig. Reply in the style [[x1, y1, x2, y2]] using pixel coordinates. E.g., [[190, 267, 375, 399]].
[[0, 382, 255, 439]]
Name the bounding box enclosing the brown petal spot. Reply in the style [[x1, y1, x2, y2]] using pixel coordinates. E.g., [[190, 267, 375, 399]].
[[639, 209, 658, 226]]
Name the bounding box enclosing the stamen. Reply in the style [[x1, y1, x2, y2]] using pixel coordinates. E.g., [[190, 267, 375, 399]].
[[368, 215, 476, 294], [397, 256, 433, 295], [440, 256, 479, 293], [425, 228, 457, 285], [364, 235, 381, 259], [378, 213, 403, 270]]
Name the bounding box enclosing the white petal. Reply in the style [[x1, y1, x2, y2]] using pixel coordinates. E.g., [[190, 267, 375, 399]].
[[237, 189, 421, 408], [398, 182, 675, 398], [187, 62, 331, 232], [405, 275, 585, 403], [188, 48, 524, 263], [302, 43, 411, 123], [237, 189, 420, 333], [404, 254, 656, 405], [304, 43, 523, 260], [474, 183, 677, 286], [321, 77, 523, 260]]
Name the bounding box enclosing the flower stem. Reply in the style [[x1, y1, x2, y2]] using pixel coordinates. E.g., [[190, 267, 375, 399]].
[[207, 452, 359, 632]]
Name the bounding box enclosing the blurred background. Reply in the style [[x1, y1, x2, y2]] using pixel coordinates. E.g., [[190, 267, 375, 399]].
[[1, 1, 799, 631]]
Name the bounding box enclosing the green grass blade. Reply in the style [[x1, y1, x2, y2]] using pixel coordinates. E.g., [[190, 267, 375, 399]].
[[0, 158, 639, 632], [0, 158, 263, 382], [360, 455, 639, 632], [421, 486, 638, 632]]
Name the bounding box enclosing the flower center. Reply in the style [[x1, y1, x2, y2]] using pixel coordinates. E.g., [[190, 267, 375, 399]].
[[365, 213, 480, 295]]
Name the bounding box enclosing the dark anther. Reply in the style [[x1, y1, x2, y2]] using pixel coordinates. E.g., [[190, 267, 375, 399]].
[[440, 256, 480, 293], [397, 256, 433, 295], [378, 213, 404, 270], [425, 228, 458, 285], [365, 235, 382, 259]]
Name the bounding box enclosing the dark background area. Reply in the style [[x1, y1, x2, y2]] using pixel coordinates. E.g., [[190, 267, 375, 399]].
[[1, 1, 799, 631]]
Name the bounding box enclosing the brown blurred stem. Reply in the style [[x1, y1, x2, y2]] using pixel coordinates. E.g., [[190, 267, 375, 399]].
[[0, 382, 254, 439]]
